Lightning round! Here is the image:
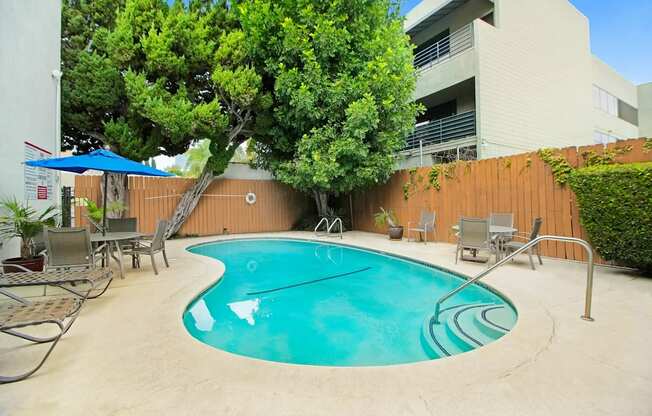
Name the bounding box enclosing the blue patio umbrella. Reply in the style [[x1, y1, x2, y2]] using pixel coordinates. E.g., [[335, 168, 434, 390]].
[[25, 149, 172, 234]]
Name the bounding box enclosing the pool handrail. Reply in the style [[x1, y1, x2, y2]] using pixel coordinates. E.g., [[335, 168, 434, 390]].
[[314, 217, 330, 236], [327, 217, 343, 239], [433, 235, 595, 324]]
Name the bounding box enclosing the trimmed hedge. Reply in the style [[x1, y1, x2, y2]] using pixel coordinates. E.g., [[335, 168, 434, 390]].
[[569, 162, 652, 272]]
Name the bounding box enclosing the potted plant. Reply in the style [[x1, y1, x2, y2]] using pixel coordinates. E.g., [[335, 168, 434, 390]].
[[0, 197, 57, 272], [374, 207, 403, 240]]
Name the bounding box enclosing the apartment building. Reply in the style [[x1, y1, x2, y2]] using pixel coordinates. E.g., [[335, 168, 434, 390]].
[[401, 0, 652, 167], [0, 0, 62, 259]]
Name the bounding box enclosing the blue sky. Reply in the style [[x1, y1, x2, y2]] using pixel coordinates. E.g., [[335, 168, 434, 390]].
[[401, 0, 652, 85]]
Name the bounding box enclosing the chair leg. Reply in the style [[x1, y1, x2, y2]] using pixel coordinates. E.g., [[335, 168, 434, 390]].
[[455, 244, 459, 264], [0, 320, 65, 384], [162, 249, 170, 268], [527, 247, 535, 270], [536, 245, 543, 265], [150, 252, 159, 275]]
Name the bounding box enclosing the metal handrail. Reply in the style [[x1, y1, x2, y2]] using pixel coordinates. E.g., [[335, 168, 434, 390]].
[[327, 217, 343, 239], [314, 217, 330, 236], [433, 235, 595, 324], [413, 23, 473, 71]]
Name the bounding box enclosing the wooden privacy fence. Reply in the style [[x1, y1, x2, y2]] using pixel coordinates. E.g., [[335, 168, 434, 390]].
[[74, 176, 310, 236], [351, 138, 651, 263]]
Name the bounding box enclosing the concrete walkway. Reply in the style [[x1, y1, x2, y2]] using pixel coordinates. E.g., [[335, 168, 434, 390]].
[[1, 231, 651, 415]]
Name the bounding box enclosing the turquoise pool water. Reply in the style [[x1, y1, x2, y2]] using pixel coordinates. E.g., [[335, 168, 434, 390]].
[[183, 239, 516, 366]]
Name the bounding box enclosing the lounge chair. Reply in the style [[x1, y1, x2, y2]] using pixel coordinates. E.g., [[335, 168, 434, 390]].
[[455, 217, 496, 266], [122, 219, 169, 275], [503, 218, 544, 270], [407, 210, 436, 243], [42, 227, 113, 298], [0, 290, 83, 383]]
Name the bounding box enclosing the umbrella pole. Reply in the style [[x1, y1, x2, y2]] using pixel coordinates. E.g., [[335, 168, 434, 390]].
[[102, 172, 108, 236]]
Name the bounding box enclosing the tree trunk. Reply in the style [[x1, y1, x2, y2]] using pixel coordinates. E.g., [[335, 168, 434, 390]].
[[165, 163, 215, 238], [313, 190, 334, 218], [101, 172, 128, 218]]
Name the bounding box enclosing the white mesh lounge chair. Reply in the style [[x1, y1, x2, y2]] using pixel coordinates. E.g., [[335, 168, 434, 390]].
[[504, 218, 544, 270], [455, 217, 496, 266], [407, 210, 436, 243], [122, 219, 169, 275], [0, 290, 83, 383]]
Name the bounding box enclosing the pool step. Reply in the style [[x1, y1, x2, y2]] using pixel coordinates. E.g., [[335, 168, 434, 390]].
[[421, 303, 516, 358]]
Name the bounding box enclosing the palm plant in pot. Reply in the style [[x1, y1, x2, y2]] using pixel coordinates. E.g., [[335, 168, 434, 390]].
[[374, 207, 403, 240], [0, 197, 57, 272]]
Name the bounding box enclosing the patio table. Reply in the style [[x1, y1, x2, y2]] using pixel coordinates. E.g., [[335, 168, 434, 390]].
[[91, 232, 143, 279], [451, 224, 517, 262]]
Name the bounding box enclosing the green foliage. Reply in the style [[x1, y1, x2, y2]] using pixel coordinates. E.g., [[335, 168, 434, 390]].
[[537, 148, 574, 185], [165, 165, 185, 176], [241, 0, 421, 205], [62, 0, 269, 177], [402, 168, 424, 200], [0, 198, 57, 259], [374, 207, 398, 228], [569, 162, 652, 271], [644, 138, 652, 153], [82, 198, 126, 223], [581, 145, 632, 167], [428, 165, 442, 191]]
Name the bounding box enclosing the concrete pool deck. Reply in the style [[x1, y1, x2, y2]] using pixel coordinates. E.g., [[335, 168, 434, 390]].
[[1, 231, 651, 415]]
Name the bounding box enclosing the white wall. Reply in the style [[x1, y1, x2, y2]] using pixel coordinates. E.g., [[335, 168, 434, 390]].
[[0, 1, 61, 259], [475, 0, 594, 158], [639, 83, 652, 137], [591, 56, 639, 140]]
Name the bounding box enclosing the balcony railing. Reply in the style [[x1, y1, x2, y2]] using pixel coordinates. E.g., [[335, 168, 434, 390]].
[[413, 24, 473, 71], [404, 111, 476, 151]]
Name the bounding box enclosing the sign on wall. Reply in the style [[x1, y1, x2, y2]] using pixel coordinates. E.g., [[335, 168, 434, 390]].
[[24, 141, 54, 201]]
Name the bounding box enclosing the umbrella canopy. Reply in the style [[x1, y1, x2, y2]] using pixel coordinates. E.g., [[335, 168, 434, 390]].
[[26, 149, 173, 235], [25, 149, 173, 177]]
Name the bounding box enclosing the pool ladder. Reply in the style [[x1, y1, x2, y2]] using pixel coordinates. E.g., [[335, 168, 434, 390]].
[[314, 217, 343, 239], [433, 235, 596, 324]]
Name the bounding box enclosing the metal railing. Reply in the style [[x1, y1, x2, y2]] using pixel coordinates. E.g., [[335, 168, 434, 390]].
[[405, 111, 476, 151], [433, 235, 595, 324], [314, 217, 330, 237], [327, 217, 343, 239], [413, 23, 473, 71]]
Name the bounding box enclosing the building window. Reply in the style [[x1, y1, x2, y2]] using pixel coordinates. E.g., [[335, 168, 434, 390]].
[[593, 85, 617, 116], [593, 85, 639, 126], [593, 130, 619, 145]]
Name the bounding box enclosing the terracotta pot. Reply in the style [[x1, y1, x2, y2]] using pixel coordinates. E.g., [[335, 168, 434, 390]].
[[2, 255, 45, 273], [388, 226, 404, 240]]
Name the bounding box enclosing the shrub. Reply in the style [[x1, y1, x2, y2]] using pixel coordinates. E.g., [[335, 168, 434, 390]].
[[569, 162, 652, 272]]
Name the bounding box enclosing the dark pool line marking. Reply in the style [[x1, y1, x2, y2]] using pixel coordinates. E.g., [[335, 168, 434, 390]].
[[246, 267, 372, 296]]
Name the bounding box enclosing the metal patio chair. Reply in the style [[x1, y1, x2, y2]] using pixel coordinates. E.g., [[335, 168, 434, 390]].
[[503, 218, 544, 270], [0, 290, 83, 383], [407, 210, 436, 243], [122, 219, 169, 275], [107, 217, 140, 268], [41, 227, 113, 298], [489, 212, 515, 259], [455, 217, 496, 266]]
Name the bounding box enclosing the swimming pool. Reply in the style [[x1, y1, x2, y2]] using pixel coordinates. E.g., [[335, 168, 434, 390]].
[[183, 239, 516, 366]]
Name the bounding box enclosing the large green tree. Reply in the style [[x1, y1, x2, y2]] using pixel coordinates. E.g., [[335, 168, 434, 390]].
[[239, 0, 420, 216], [61, 0, 270, 236]]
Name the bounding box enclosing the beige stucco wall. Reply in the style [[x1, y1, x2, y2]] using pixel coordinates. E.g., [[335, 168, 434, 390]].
[[639, 82, 652, 137], [474, 0, 594, 158], [0, 0, 61, 259], [414, 49, 476, 101], [591, 56, 640, 140]]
